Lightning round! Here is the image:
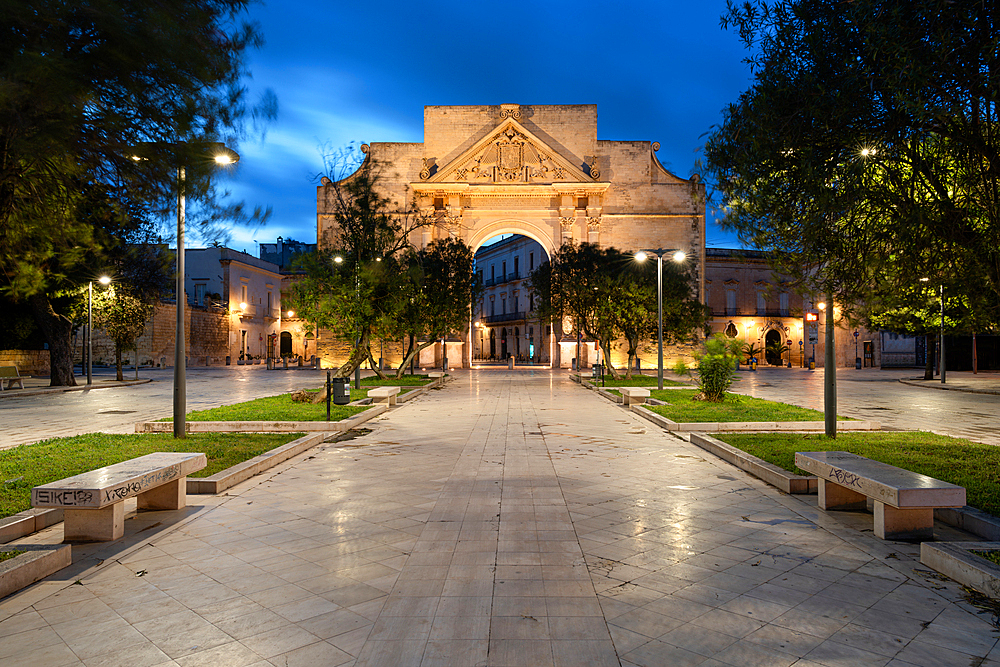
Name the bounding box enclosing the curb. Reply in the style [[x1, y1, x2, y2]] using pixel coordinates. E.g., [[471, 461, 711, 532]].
[[0, 378, 152, 400], [898, 378, 1000, 396], [920, 542, 1000, 598], [631, 405, 880, 432], [687, 432, 817, 494], [0, 545, 72, 600], [187, 433, 327, 494]]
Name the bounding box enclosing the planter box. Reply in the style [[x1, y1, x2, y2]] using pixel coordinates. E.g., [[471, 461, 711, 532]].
[[921, 542, 1000, 598]]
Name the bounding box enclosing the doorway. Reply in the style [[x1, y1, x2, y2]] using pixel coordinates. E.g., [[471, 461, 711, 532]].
[[764, 329, 782, 366]]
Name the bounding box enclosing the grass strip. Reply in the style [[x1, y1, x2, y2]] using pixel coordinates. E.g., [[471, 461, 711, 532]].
[[0, 549, 25, 562], [0, 432, 300, 518], [587, 375, 688, 388], [716, 431, 1000, 517], [164, 394, 368, 422], [643, 389, 848, 423]]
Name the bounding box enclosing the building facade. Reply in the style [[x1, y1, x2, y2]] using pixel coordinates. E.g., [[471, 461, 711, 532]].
[[704, 248, 882, 368], [473, 235, 550, 364], [185, 248, 283, 361], [316, 103, 706, 369]]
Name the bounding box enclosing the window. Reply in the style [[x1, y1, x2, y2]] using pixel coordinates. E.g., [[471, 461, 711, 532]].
[[779, 292, 789, 316], [433, 197, 445, 210], [577, 196, 588, 209], [529, 294, 534, 311], [529, 253, 534, 271], [725, 322, 738, 338], [725, 289, 736, 314], [267, 291, 272, 314], [757, 292, 766, 315], [491, 265, 495, 281], [490, 300, 495, 316], [502, 261, 506, 279], [195, 284, 206, 305], [241, 285, 248, 304], [513, 297, 518, 312], [514, 256, 519, 276], [502, 297, 506, 315]]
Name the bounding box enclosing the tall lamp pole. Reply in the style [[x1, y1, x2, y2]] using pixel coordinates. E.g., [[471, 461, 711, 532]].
[[87, 276, 112, 385], [635, 249, 686, 390], [940, 283, 946, 384]]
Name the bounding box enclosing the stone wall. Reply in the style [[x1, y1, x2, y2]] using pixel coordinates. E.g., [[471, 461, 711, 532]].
[[0, 350, 50, 375], [83, 301, 233, 368]]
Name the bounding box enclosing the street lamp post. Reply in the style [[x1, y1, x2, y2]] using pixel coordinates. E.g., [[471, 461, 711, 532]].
[[87, 276, 112, 385], [940, 284, 946, 384], [163, 145, 239, 438], [634, 248, 686, 390]]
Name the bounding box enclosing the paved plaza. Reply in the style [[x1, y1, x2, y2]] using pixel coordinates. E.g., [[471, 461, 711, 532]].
[[1, 369, 999, 666]]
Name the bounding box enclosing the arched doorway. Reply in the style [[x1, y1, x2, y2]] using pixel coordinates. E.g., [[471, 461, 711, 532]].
[[489, 329, 496, 358], [280, 331, 292, 357], [765, 329, 783, 366], [500, 327, 508, 359]]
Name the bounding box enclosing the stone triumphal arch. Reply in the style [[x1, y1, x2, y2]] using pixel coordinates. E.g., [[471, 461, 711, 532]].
[[316, 104, 706, 369]]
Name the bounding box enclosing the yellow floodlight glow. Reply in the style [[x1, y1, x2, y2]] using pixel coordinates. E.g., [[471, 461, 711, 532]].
[[239, 302, 247, 310]]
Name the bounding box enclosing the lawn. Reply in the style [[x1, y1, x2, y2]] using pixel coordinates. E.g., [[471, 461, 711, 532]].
[[357, 375, 437, 387], [587, 374, 689, 388], [716, 431, 1000, 517], [643, 389, 847, 423], [168, 394, 370, 422], [0, 432, 300, 518]]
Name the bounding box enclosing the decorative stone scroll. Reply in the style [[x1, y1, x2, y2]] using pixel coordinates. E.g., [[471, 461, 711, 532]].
[[500, 104, 521, 120], [587, 159, 601, 180], [419, 158, 432, 180]]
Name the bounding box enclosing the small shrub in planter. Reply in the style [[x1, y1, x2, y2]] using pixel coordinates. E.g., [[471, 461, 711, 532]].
[[676, 334, 742, 402]]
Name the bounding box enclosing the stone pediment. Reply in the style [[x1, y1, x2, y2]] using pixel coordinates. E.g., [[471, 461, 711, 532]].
[[424, 118, 595, 185]]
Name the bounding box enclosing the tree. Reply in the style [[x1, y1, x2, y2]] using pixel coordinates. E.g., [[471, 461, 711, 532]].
[[531, 243, 708, 378], [385, 238, 479, 377], [704, 0, 1000, 346], [293, 152, 436, 378], [1, 0, 275, 384], [92, 244, 172, 381]]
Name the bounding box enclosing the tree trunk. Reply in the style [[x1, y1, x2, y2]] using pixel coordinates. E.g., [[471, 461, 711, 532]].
[[924, 334, 935, 380], [336, 330, 370, 379], [395, 336, 416, 378], [366, 346, 388, 380], [398, 340, 436, 377], [28, 293, 77, 386], [601, 340, 620, 379], [115, 346, 123, 381]]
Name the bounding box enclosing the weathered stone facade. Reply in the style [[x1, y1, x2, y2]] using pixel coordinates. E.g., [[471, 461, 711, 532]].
[[317, 104, 706, 369]]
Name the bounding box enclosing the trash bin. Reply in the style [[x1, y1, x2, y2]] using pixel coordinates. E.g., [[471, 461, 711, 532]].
[[331, 378, 350, 405], [809, 358, 816, 371], [855, 357, 862, 369], [508, 356, 514, 370]]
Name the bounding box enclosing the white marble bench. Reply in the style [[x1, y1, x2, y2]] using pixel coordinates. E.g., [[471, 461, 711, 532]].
[[31, 452, 207, 542], [795, 451, 965, 541], [368, 386, 400, 406], [620, 387, 651, 406], [427, 372, 444, 379]]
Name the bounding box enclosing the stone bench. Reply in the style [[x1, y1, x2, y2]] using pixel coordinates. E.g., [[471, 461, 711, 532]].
[[428, 372, 444, 379], [368, 386, 400, 406], [795, 451, 966, 541], [0, 365, 29, 390], [31, 452, 207, 542], [620, 387, 650, 406]]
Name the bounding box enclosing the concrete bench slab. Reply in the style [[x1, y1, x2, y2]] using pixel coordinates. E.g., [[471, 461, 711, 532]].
[[0, 365, 29, 390], [795, 451, 965, 541], [32, 452, 207, 542], [620, 387, 650, 406], [368, 386, 400, 406]]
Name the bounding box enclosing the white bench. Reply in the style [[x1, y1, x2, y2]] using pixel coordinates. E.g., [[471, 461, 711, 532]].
[[0, 365, 29, 390], [428, 372, 444, 379], [369, 386, 401, 406], [620, 387, 650, 406], [795, 451, 966, 541], [31, 452, 207, 542]]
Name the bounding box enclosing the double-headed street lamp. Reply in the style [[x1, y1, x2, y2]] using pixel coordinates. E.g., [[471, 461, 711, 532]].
[[133, 142, 239, 437], [87, 276, 112, 385], [634, 248, 686, 390]]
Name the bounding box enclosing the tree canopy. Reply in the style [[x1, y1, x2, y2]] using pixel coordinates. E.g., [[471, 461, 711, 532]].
[[1, 0, 274, 384], [530, 243, 708, 378], [704, 0, 1000, 332]]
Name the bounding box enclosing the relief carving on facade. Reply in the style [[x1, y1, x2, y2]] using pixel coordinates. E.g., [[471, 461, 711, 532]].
[[458, 127, 578, 184]]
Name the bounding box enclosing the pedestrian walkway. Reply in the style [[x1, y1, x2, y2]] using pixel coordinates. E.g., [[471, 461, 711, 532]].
[[1, 369, 997, 666]]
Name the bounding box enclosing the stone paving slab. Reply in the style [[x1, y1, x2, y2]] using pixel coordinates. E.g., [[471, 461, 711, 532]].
[[0, 369, 997, 666]]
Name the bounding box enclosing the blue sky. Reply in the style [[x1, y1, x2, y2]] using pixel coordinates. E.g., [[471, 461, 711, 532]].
[[214, 0, 753, 254]]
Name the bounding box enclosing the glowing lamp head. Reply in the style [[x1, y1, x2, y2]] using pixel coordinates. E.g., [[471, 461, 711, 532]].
[[817, 302, 826, 310], [634, 251, 648, 262], [239, 302, 247, 310], [672, 250, 686, 263], [333, 256, 343, 264], [286, 310, 295, 318], [214, 153, 234, 165], [98, 275, 111, 285], [919, 277, 930, 282]]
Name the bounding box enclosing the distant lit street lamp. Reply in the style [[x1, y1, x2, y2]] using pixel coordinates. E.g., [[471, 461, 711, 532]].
[[87, 275, 112, 385], [634, 248, 687, 390]]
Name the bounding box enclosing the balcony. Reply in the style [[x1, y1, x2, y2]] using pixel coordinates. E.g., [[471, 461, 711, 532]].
[[481, 311, 528, 324], [482, 272, 522, 288]]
